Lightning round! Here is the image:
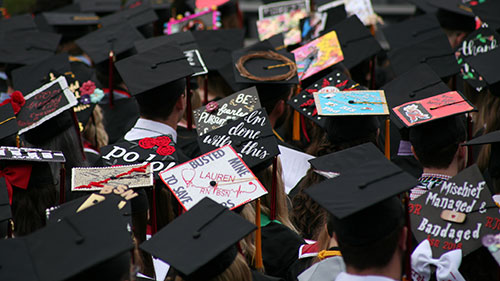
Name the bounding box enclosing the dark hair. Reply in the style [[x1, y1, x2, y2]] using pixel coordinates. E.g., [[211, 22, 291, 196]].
[[135, 79, 186, 121], [337, 218, 403, 270], [255, 84, 293, 114], [413, 142, 460, 169]]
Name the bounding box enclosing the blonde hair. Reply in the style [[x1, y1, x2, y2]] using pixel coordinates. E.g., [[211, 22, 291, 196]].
[[83, 105, 109, 149], [238, 204, 257, 267], [174, 253, 252, 281]]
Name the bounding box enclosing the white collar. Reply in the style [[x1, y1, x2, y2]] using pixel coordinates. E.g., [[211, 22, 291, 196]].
[[124, 118, 178, 142], [336, 272, 398, 281]]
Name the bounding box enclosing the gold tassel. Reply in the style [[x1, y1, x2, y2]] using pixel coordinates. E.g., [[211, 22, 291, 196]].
[[254, 199, 264, 270], [16, 135, 20, 148]]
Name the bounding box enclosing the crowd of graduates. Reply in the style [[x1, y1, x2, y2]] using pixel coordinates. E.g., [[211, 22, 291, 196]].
[[0, 0, 500, 280]]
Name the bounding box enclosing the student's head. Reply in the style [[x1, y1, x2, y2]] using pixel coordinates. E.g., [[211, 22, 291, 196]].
[[436, 8, 476, 48], [135, 78, 187, 122], [325, 115, 380, 151], [409, 116, 467, 170], [256, 83, 294, 129]]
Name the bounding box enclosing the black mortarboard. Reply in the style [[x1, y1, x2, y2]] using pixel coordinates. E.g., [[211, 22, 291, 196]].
[[193, 29, 245, 71], [0, 104, 19, 140], [382, 13, 443, 51], [387, 32, 459, 78], [405, 0, 437, 14], [100, 3, 158, 28], [76, 22, 144, 65], [428, 0, 474, 16], [0, 31, 61, 65], [0, 238, 39, 281], [464, 129, 500, 178], [0, 14, 38, 32], [198, 109, 280, 169], [322, 4, 347, 29], [432, 0, 476, 33], [217, 62, 249, 93], [471, 0, 500, 32], [11, 53, 71, 95], [463, 45, 500, 95], [410, 165, 499, 258], [232, 41, 299, 85], [125, 0, 170, 10], [140, 197, 256, 280], [330, 15, 382, 69], [79, 0, 122, 13], [305, 157, 416, 245], [34, 12, 100, 41], [115, 43, 194, 96], [26, 198, 134, 281], [99, 135, 178, 179]]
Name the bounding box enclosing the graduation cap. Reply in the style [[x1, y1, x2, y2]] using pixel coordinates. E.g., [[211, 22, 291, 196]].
[[232, 41, 299, 84], [125, 0, 171, 10], [0, 14, 38, 32], [287, 67, 364, 128], [140, 197, 256, 280], [76, 21, 144, 65], [314, 90, 389, 116], [463, 129, 500, 178], [0, 238, 39, 281], [115, 43, 194, 96], [198, 108, 280, 170], [193, 86, 261, 136], [387, 31, 459, 78], [428, 0, 474, 16], [160, 145, 268, 210], [431, 0, 476, 33], [410, 164, 499, 258], [34, 12, 100, 42], [99, 134, 179, 179], [470, 0, 500, 32], [305, 156, 416, 245], [382, 14, 443, 51], [193, 29, 245, 72], [324, 15, 381, 70], [100, 3, 158, 28], [0, 104, 19, 141], [25, 197, 134, 281], [0, 31, 62, 65], [405, 0, 438, 14], [463, 44, 500, 95], [79, 0, 122, 13]]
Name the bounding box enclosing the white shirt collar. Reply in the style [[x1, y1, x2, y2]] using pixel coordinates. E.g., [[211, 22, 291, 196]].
[[124, 118, 178, 142], [335, 272, 398, 281]]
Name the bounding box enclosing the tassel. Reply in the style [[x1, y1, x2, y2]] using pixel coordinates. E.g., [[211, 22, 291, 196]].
[[203, 75, 209, 105], [186, 77, 193, 130], [15, 135, 20, 148], [293, 111, 301, 141], [300, 114, 310, 143], [108, 50, 115, 108], [404, 193, 412, 281], [270, 157, 277, 221], [385, 118, 390, 160], [254, 199, 264, 270], [71, 109, 86, 161], [151, 186, 157, 235], [235, 0, 244, 29], [59, 164, 66, 204], [467, 114, 474, 166]]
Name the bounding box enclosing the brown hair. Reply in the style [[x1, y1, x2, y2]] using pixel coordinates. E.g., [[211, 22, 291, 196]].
[[475, 92, 500, 171]]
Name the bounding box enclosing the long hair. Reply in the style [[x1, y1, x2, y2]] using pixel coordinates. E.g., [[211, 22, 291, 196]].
[[238, 204, 257, 267], [476, 92, 500, 171], [83, 105, 109, 149]]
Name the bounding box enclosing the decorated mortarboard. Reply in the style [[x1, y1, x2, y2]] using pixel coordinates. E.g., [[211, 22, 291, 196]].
[[140, 197, 256, 280], [305, 156, 416, 245], [299, 12, 328, 42], [100, 3, 158, 28], [410, 164, 499, 258], [258, 0, 310, 20], [470, 0, 500, 32], [79, 0, 122, 13], [287, 67, 364, 128], [0, 31, 62, 65], [115, 43, 194, 96], [330, 15, 382, 69], [164, 7, 221, 35], [256, 7, 308, 46], [0, 238, 39, 281], [0, 146, 66, 163], [232, 41, 299, 85], [391, 90, 475, 128], [463, 42, 500, 95], [308, 142, 384, 178], [314, 89, 389, 116], [198, 108, 280, 169], [99, 135, 178, 178], [75, 21, 144, 65], [291, 30, 343, 80], [382, 14, 443, 51], [193, 86, 261, 136], [15, 76, 78, 136], [0, 14, 38, 32], [193, 29, 245, 71], [71, 163, 153, 191], [160, 145, 267, 210], [0, 104, 19, 140], [455, 25, 500, 93], [134, 32, 208, 76], [25, 198, 134, 281]]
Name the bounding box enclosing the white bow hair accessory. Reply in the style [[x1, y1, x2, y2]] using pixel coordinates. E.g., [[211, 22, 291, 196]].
[[411, 239, 465, 281]]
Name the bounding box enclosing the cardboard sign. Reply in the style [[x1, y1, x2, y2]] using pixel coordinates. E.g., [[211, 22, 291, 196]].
[[256, 9, 308, 46], [456, 25, 499, 92], [392, 91, 475, 127], [100, 135, 178, 178], [198, 109, 279, 168], [164, 9, 219, 35], [0, 146, 66, 163], [184, 49, 208, 76], [193, 87, 261, 136], [410, 165, 500, 258], [291, 30, 343, 80], [258, 0, 309, 19], [160, 145, 267, 210], [17, 76, 78, 135], [315, 90, 389, 116], [71, 164, 154, 191], [344, 0, 376, 26]]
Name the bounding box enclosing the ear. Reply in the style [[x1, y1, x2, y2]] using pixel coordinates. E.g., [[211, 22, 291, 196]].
[[411, 146, 419, 161]]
